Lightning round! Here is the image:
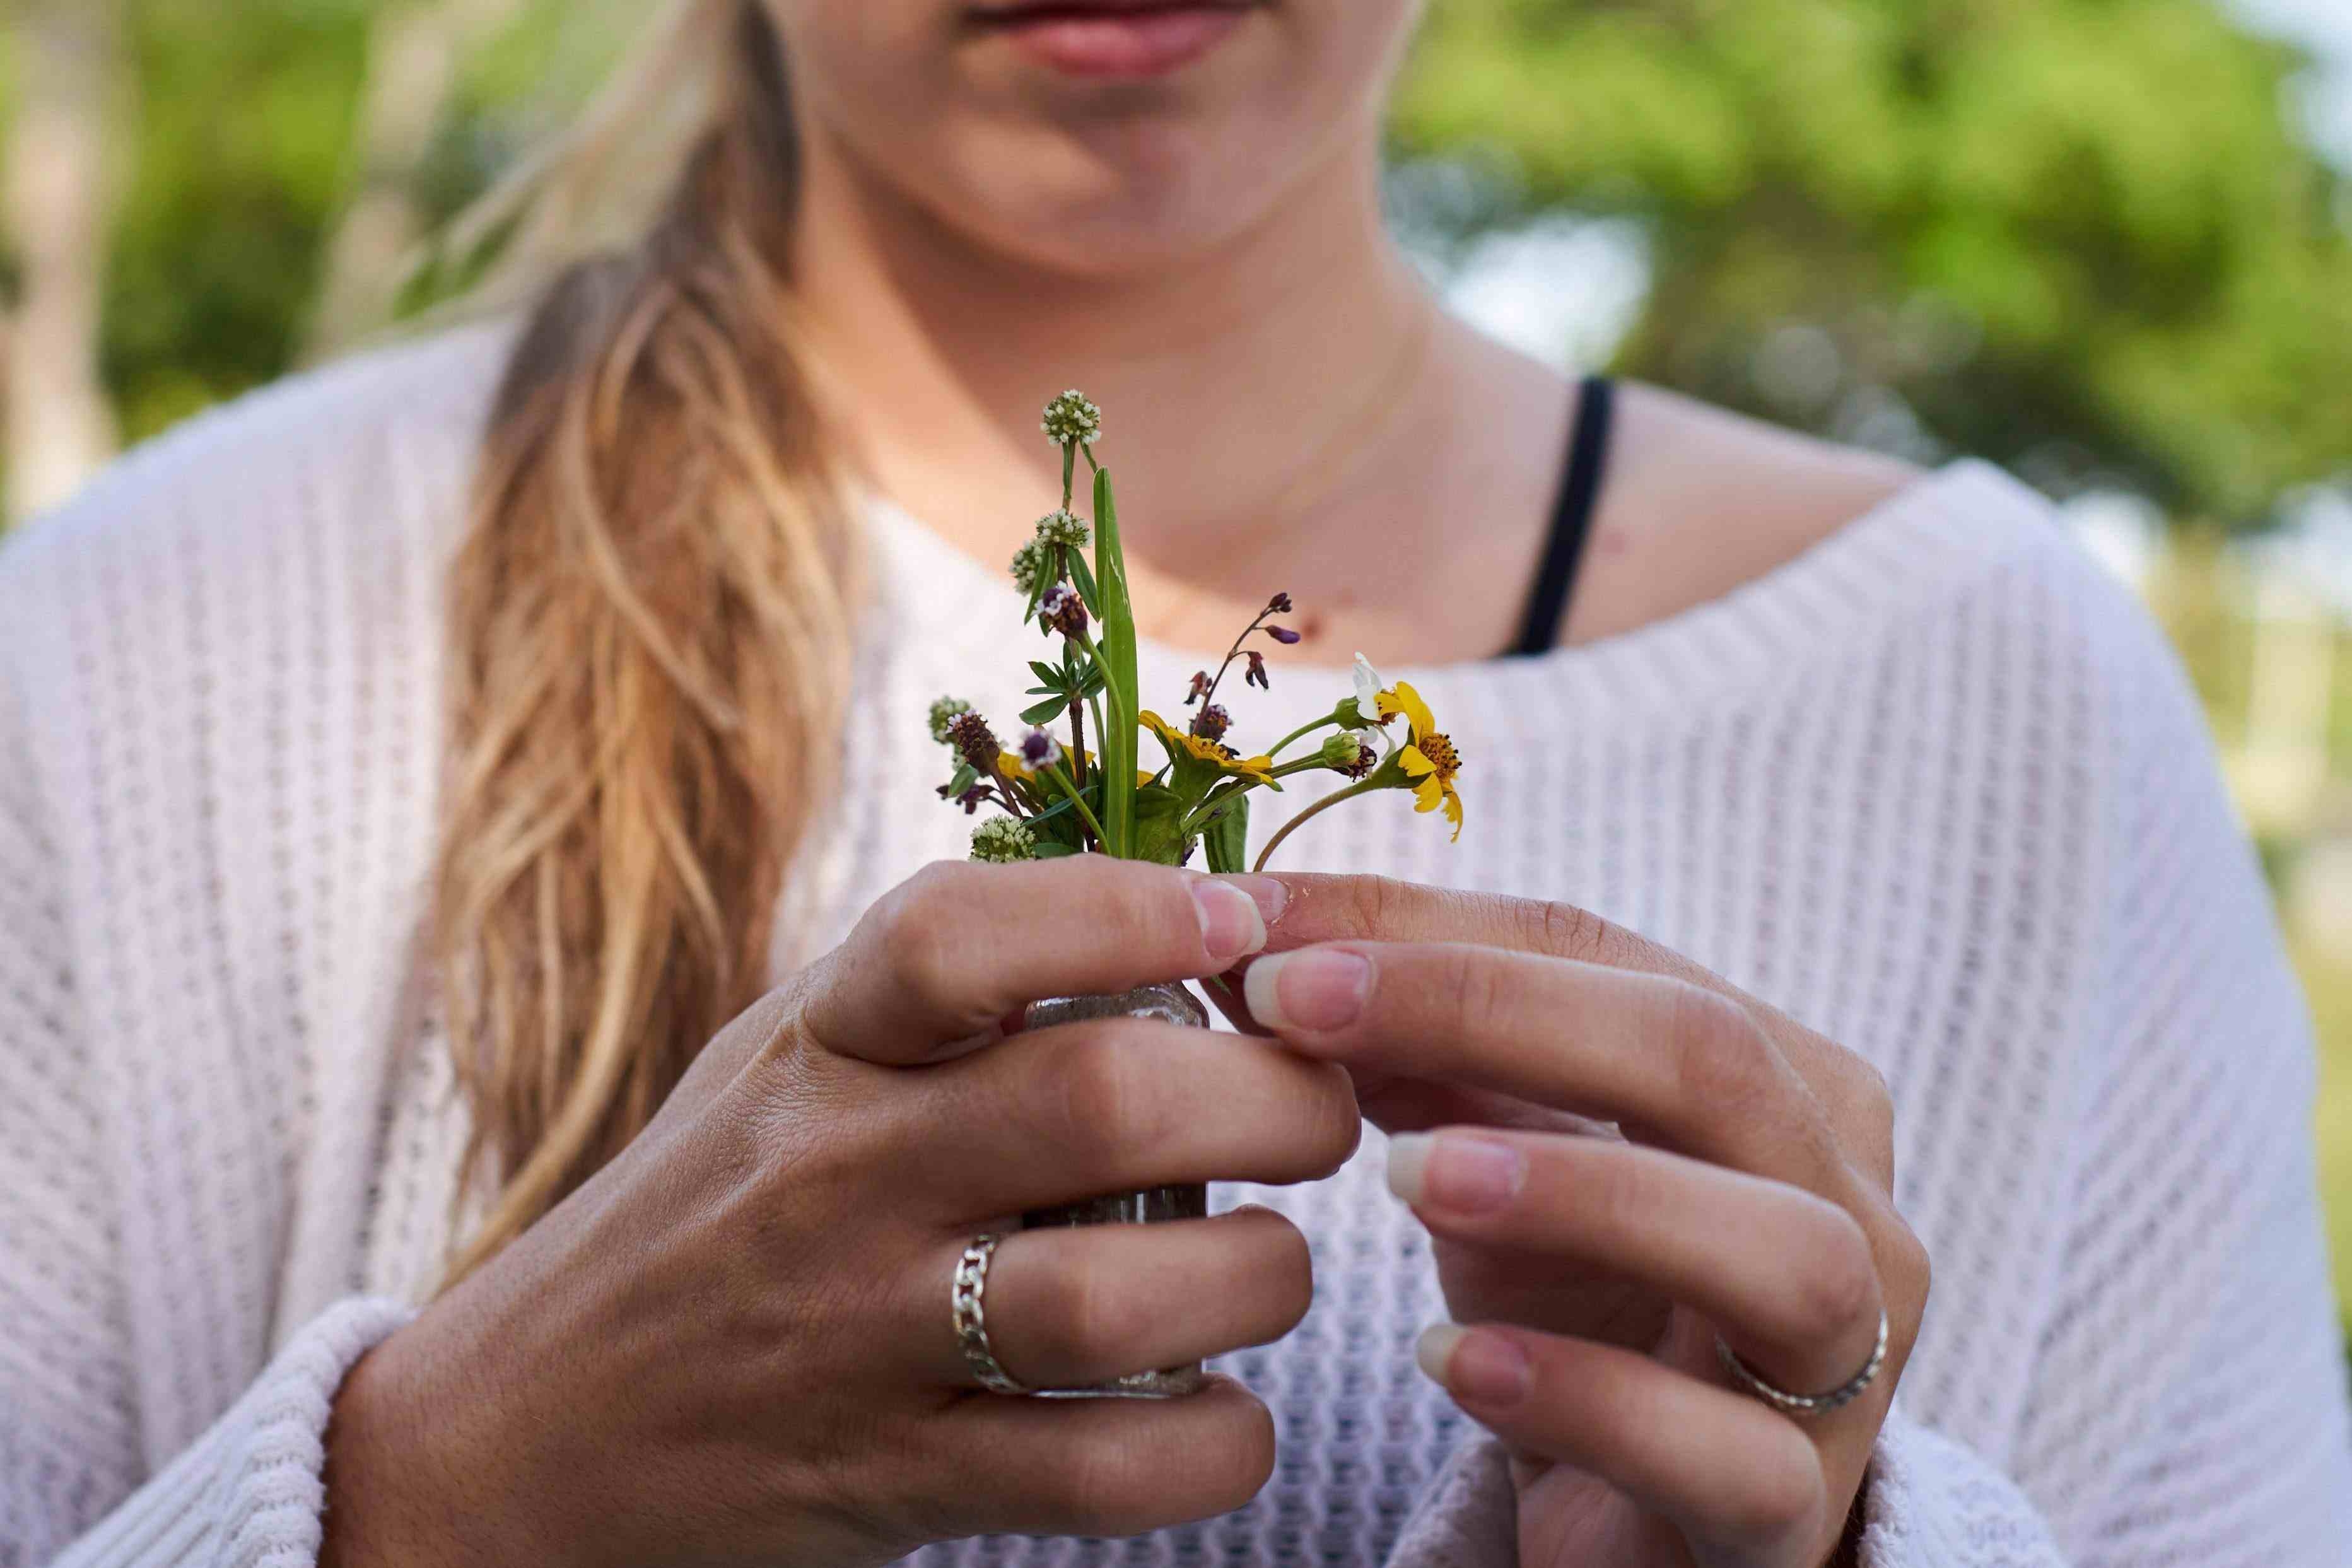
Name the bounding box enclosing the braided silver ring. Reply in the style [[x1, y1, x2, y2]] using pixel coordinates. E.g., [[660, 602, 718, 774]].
[[1716, 1309, 1888, 1418], [952, 1235, 1031, 1395]]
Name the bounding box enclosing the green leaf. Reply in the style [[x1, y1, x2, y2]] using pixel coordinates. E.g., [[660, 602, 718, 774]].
[[1130, 785, 1191, 867], [1202, 796, 1251, 875], [1031, 841, 1080, 860], [1092, 466, 1142, 858], [1069, 551, 1101, 612], [945, 761, 978, 795], [1021, 696, 1069, 725], [1029, 660, 1065, 688]]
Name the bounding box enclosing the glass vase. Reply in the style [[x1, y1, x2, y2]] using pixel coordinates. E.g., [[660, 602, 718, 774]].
[[1019, 980, 1211, 1398]]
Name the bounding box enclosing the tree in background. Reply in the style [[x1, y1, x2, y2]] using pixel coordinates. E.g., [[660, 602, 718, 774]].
[[1391, 0, 2352, 525]]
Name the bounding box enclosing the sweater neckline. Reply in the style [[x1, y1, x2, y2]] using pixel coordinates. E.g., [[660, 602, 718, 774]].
[[866, 459, 2047, 708]]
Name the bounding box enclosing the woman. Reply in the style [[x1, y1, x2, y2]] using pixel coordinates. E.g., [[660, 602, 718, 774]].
[[3, 2, 2346, 1565]]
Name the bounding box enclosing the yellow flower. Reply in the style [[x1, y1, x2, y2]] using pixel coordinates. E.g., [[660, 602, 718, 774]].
[[1139, 711, 1277, 788], [1377, 681, 1464, 841], [999, 746, 1097, 781]]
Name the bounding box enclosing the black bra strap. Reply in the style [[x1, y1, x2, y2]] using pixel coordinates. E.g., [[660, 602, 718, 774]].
[[1509, 375, 1616, 657]]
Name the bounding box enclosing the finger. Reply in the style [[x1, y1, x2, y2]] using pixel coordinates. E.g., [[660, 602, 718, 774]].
[[932, 1375, 1277, 1540], [802, 860, 1285, 1064], [908, 1207, 1313, 1391], [1221, 877, 1893, 1178], [1390, 1128, 1885, 1398], [886, 1017, 1361, 1218], [1244, 941, 1838, 1184], [1417, 1323, 1831, 1567]]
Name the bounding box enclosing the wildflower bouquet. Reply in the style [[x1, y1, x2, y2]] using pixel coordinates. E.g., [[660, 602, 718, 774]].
[[932, 390, 1465, 875]]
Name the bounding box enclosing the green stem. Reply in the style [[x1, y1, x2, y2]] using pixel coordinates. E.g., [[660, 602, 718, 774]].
[[1266, 715, 1340, 761], [1040, 761, 1110, 852], [1251, 776, 1386, 874], [1070, 628, 1130, 845]]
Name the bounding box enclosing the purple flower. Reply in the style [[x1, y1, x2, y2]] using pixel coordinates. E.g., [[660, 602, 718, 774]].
[[1191, 705, 1232, 744], [1185, 670, 1213, 706], [1267, 592, 1294, 614], [945, 711, 1000, 773], [1265, 625, 1303, 646], [1019, 727, 1065, 773], [1039, 583, 1089, 640], [1244, 651, 1270, 691]]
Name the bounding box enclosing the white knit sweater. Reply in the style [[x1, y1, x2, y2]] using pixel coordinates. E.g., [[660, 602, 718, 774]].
[[3, 325, 2348, 1568]]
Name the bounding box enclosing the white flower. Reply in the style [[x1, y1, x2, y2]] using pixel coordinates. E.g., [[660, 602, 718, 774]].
[[1349, 653, 1390, 727], [1034, 509, 1091, 549], [970, 817, 1038, 864], [1041, 390, 1103, 448]]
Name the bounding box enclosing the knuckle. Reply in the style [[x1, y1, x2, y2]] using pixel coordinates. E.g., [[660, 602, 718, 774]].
[[1432, 945, 1511, 1038], [1727, 1439, 1827, 1543], [1255, 1214, 1317, 1334], [1846, 1055, 1899, 1177], [870, 865, 971, 1005], [1883, 1212, 1933, 1338], [1048, 1029, 1161, 1167], [1518, 896, 1608, 962], [1667, 985, 1778, 1111], [1305, 1067, 1365, 1177], [1788, 1204, 1881, 1338], [1054, 1435, 1162, 1538], [1344, 874, 1415, 939], [1047, 1249, 1147, 1366]]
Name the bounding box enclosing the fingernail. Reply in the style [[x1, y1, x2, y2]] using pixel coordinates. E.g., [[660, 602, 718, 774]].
[[1191, 879, 1268, 965], [1215, 875, 1289, 930], [1416, 1324, 1531, 1406], [1386, 1133, 1432, 1205], [1388, 1132, 1524, 1213], [1243, 948, 1372, 1034]]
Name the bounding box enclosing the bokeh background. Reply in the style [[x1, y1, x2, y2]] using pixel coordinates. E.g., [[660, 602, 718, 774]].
[[3, 0, 2349, 1342]]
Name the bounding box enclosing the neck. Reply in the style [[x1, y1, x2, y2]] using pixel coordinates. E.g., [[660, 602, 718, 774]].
[[787, 116, 1439, 570]]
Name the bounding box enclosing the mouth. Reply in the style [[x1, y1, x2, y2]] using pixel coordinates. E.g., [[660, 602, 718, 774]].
[[964, 1, 1265, 79]]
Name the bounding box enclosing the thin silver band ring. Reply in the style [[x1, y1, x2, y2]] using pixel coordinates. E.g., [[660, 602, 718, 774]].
[[1716, 1309, 1888, 1418], [952, 1235, 1031, 1395]]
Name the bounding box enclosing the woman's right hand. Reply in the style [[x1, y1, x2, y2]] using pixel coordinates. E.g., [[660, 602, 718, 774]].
[[320, 858, 1355, 1568]]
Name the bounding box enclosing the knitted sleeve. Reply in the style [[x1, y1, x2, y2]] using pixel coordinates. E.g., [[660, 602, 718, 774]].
[[0, 607, 416, 1568], [1983, 594, 2352, 1565], [1796, 586, 2352, 1567]]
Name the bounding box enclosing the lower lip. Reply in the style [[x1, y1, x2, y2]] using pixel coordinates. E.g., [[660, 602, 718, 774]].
[[984, 7, 1251, 79]]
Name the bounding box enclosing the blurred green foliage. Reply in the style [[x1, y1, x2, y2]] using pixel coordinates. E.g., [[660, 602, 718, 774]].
[[103, 0, 373, 439], [1391, 0, 2352, 523]]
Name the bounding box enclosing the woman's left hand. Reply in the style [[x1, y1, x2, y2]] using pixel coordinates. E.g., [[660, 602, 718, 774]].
[[1217, 875, 1929, 1568]]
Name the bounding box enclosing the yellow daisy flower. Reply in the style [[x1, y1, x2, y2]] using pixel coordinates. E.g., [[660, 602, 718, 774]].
[[1138, 711, 1278, 788], [1377, 681, 1465, 841]]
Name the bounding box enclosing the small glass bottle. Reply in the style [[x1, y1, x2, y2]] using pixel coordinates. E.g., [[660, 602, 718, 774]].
[[1019, 981, 1211, 1398]]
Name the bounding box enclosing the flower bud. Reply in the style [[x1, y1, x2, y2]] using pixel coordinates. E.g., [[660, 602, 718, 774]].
[[1034, 508, 1091, 549], [928, 696, 973, 745], [945, 710, 1000, 773], [1041, 389, 1103, 448], [1265, 625, 1303, 646], [1039, 583, 1089, 640], [1010, 539, 1052, 596], [1322, 733, 1378, 780]]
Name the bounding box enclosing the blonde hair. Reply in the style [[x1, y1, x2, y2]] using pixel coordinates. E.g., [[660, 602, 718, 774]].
[[433, 0, 857, 1284]]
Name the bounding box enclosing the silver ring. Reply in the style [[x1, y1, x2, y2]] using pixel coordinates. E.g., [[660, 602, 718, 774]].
[[1716, 1310, 1888, 1418], [952, 1236, 1031, 1395]]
